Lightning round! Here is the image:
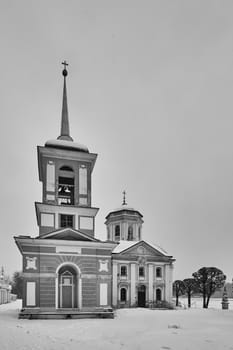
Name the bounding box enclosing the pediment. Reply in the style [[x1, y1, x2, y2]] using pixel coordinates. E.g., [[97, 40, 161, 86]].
[[114, 240, 169, 258], [37, 228, 99, 242]]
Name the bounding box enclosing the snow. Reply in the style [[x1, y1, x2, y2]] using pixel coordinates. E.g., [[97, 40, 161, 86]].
[[112, 240, 138, 253], [1, 299, 233, 350]]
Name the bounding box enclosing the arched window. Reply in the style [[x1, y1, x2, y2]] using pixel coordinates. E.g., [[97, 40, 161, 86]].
[[58, 166, 74, 205], [127, 226, 133, 240], [139, 266, 145, 277], [120, 288, 127, 302], [115, 225, 120, 241], [107, 227, 110, 240], [60, 166, 73, 172], [120, 266, 127, 276], [138, 226, 141, 240], [156, 288, 162, 301], [156, 267, 162, 278]]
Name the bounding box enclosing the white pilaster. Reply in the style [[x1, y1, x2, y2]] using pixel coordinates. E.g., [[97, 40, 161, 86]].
[[78, 277, 82, 309], [112, 262, 118, 307], [55, 275, 58, 308], [165, 264, 172, 302], [130, 263, 136, 306], [148, 264, 153, 301]]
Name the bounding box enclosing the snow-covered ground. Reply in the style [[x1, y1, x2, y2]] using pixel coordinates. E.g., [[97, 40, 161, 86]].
[[1, 299, 233, 350]]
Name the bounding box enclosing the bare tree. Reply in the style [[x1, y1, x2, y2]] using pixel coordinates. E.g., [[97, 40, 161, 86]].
[[183, 278, 198, 308], [192, 267, 226, 308], [173, 280, 185, 307]]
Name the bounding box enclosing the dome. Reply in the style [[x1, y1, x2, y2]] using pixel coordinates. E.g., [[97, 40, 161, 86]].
[[105, 203, 143, 219], [45, 139, 89, 153]]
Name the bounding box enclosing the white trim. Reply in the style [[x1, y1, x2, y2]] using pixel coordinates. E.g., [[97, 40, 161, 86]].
[[22, 252, 111, 258], [100, 283, 108, 306], [55, 262, 81, 275], [55, 275, 58, 308], [78, 278, 82, 308], [26, 282, 36, 306], [56, 262, 81, 309]]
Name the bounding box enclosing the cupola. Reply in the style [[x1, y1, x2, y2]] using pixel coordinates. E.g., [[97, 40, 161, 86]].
[[105, 192, 143, 242]]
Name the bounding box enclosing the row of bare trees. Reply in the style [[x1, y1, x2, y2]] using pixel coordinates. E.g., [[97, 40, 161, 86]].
[[173, 267, 226, 308]]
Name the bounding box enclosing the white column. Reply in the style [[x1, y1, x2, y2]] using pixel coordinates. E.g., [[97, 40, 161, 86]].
[[165, 264, 172, 302], [112, 262, 118, 307], [148, 264, 153, 301], [78, 278, 82, 309], [169, 264, 174, 303], [130, 264, 136, 306], [55, 275, 58, 308]]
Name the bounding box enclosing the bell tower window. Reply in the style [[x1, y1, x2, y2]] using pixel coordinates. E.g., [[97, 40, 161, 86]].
[[60, 214, 74, 228], [58, 166, 74, 205]]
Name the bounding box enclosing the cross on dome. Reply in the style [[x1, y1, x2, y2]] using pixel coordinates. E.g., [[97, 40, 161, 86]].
[[122, 190, 127, 205]]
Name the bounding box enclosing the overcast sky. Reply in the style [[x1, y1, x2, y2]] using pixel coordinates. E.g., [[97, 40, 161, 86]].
[[1, 1, 233, 282]]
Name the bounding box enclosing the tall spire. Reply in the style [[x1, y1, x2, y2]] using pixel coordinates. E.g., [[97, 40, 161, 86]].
[[57, 61, 73, 141], [122, 190, 127, 205]]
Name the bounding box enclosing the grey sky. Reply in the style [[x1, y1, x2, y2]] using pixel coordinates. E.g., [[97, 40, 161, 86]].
[[1, 1, 233, 281]]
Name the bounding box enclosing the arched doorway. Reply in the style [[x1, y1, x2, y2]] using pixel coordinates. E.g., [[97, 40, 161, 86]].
[[156, 288, 162, 302], [120, 287, 127, 303], [58, 265, 78, 308], [138, 285, 146, 307]]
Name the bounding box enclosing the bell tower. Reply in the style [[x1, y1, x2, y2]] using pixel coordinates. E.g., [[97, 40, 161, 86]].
[[105, 192, 144, 242], [35, 62, 99, 237]]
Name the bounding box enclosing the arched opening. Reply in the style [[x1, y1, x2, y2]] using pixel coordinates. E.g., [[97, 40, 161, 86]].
[[156, 288, 162, 301], [58, 265, 78, 308], [58, 166, 74, 205], [120, 288, 127, 302], [138, 226, 141, 240], [115, 225, 120, 241], [138, 285, 146, 307], [127, 226, 133, 240]]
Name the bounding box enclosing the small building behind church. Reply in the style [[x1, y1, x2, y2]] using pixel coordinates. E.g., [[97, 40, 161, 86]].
[[0, 267, 12, 304], [14, 63, 175, 319]]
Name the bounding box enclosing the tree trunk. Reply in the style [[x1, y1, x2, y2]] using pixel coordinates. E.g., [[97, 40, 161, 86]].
[[176, 294, 179, 306], [203, 291, 206, 308], [206, 294, 211, 308], [188, 292, 191, 308]]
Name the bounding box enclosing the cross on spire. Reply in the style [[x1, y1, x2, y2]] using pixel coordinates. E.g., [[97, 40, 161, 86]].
[[62, 60, 69, 69], [122, 190, 127, 205], [62, 60, 68, 77], [57, 61, 73, 141]]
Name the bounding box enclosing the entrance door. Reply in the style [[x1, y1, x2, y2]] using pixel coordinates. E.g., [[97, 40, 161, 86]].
[[138, 285, 146, 307], [61, 274, 73, 308], [59, 269, 76, 308]]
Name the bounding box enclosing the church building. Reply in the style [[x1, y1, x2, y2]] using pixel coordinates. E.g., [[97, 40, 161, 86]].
[[14, 63, 175, 318]]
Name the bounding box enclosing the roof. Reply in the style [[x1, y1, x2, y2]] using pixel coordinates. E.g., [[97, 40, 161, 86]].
[[112, 240, 171, 256], [106, 204, 143, 219], [45, 139, 89, 153]]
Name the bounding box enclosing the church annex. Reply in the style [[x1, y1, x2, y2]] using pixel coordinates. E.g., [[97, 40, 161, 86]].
[[14, 63, 175, 319]]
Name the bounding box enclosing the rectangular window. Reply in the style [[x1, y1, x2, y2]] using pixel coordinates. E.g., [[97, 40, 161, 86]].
[[46, 161, 55, 192], [120, 266, 127, 276], [139, 266, 145, 277], [60, 214, 74, 228], [26, 282, 36, 306], [79, 165, 87, 195], [100, 283, 108, 306]]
